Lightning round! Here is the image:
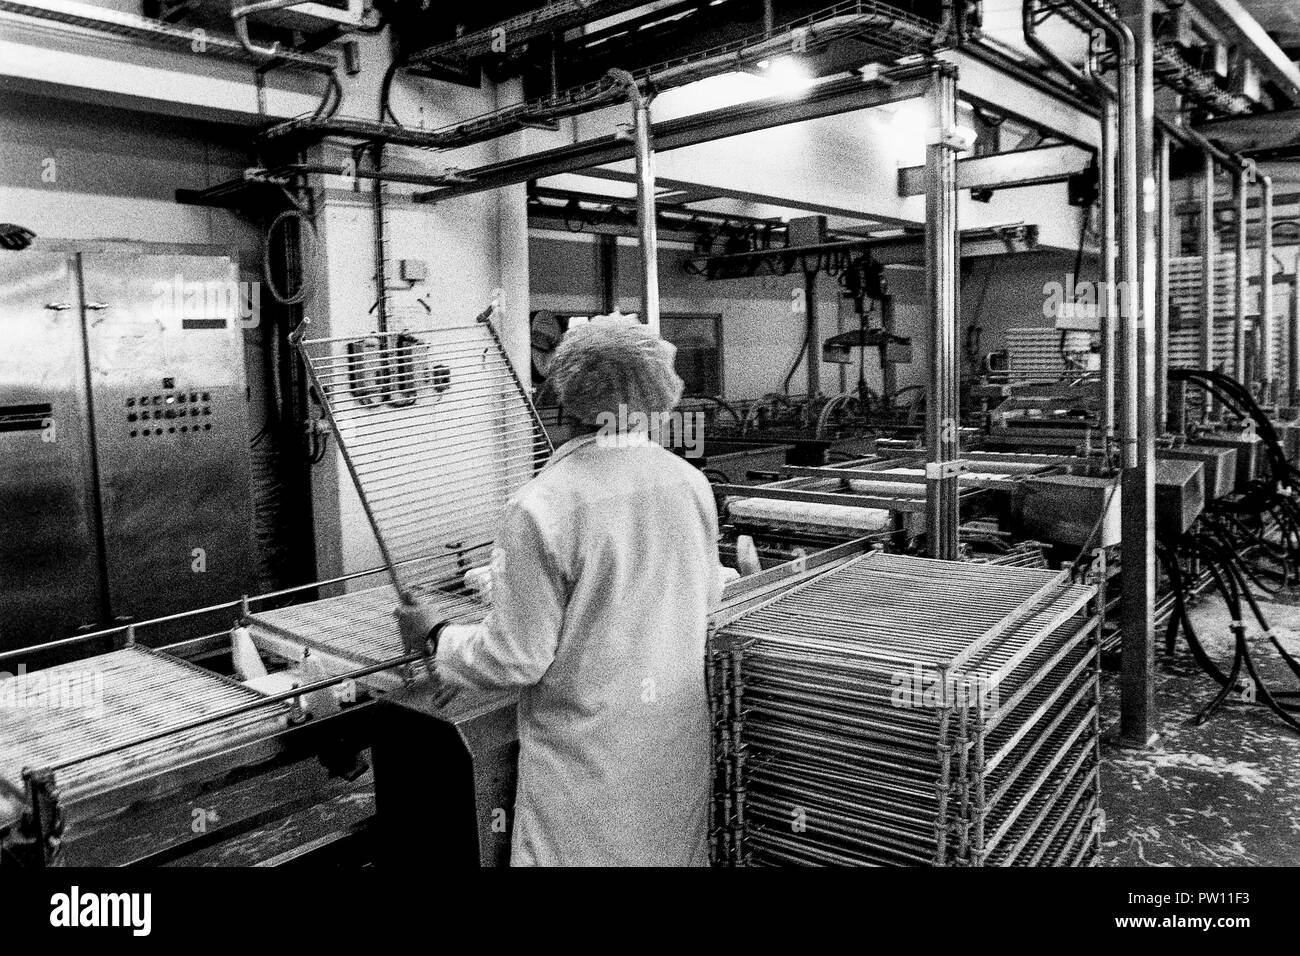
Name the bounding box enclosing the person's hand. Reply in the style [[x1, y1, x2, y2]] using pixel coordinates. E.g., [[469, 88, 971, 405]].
[[394, 598, 442, 658], [394, 599, 460, 708], [0, 224, 36, 251]]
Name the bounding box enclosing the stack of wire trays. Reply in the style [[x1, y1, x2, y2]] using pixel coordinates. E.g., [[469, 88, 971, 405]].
[[710, 551, 1101, 866]]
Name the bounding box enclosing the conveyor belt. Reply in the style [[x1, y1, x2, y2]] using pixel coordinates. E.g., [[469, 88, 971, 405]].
[[247, 583, 487, 686], [0, 646, 290, 830]]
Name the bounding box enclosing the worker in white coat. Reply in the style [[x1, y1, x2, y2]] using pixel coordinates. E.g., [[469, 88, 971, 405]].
[[397, 317, 721, 866]]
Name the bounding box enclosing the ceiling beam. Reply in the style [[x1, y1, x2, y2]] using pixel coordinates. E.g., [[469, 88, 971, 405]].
[[1188, 0, 1300, 104], [897, 144, 1092, 197], [413, 64, 935, 204]]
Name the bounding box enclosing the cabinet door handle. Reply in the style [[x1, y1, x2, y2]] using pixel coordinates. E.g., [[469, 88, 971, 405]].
[[84, 302, 109, 311], [44, 302, 72, 311]]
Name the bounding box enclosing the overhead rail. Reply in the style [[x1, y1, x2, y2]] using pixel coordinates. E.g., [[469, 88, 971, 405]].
[[0, 0, 335, 71], [258, 0, 940, 155], [410, 63, 937, 204], [1153, 41, 1252, 116], [404, 0, 660, 70]]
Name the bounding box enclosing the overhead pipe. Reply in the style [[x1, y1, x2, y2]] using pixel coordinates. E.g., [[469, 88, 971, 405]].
[[232, 0, 304, 62], [0, 0, 333, 70], [606, 70, 660, 332]]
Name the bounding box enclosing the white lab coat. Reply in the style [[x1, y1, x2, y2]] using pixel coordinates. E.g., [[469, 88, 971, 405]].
[[435, 433, 721, 866]]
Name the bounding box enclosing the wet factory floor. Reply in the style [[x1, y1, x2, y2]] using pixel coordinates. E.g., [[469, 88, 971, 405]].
[[1099, 592, 1300, 866]]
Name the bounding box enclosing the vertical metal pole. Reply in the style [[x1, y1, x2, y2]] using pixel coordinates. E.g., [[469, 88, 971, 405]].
[[881, 294, 898, 401], [1117, 0, 1155, 747], [599, 233, 618, 315], [1234, 170, 1248, 382], [1155, 131, 1170, 432], [1100, 98, 1118, 452], [804, 270, 820, 400], [1260, 175, 1275, 402], [632, 94, 660, 333], [924, 65, 960, 561], [1200, 151, 1216, 406], [608, 69, 660, 333], [1292, 257, 1300, 406]]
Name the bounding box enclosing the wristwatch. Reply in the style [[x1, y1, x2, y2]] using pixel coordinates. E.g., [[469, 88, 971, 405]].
[[427, 619, 451, 654]]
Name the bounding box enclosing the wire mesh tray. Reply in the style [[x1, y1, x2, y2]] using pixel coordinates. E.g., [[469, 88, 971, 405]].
[[0, 646, 290, 828], [709, 551, 1102, 866], [296, 317, 552, 599]]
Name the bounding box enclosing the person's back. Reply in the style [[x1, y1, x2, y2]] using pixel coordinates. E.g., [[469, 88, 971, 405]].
[[509, 436, 718, 865], [402, 315, 723, 866]]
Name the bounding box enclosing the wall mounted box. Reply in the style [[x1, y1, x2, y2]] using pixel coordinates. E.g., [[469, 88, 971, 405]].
[[1018, 473, 1121, 548], [1154, 458, 1205, 539], [1158, 444, 1236, 500], [1197, 434, 1260, 491]]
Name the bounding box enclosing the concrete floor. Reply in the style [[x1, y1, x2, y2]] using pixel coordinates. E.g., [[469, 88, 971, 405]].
[[1099, 591, 1300, 866]]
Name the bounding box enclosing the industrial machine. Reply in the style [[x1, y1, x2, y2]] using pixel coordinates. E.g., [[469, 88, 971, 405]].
[[0, 313, 545, 866], [0, 241, 254, 654]]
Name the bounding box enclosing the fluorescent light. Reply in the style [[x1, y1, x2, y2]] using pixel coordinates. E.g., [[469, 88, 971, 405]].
[[762, 56, 814, 96]]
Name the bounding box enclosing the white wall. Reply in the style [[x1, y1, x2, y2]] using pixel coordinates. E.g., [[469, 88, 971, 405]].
[[532, 231, 1089, 405]]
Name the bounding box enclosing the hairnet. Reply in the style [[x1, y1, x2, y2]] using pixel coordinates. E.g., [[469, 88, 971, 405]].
[[548, 316, 684, 425]]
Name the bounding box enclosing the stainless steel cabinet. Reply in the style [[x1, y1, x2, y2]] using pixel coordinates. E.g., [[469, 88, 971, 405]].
[[0, 243, 254, 653], [0, 251, 106, 650]]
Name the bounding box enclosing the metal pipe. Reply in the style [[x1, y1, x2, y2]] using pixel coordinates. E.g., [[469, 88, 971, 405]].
[[1234, 170, 1248, 381], [1260, 174, 1275, 402], [606, 69, 660, 331], [1037, 0, 1148, 745], [1118, 0, 1156, 749], [1101, 98, 1118, 449], [231, 0, 303, 61], [924, 64, 961, 561], [1155, 130, 1170, 432], [1292, 254, 1300, 406], [805, 270, 821, 402], [1201, 150, 1216, 409]]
